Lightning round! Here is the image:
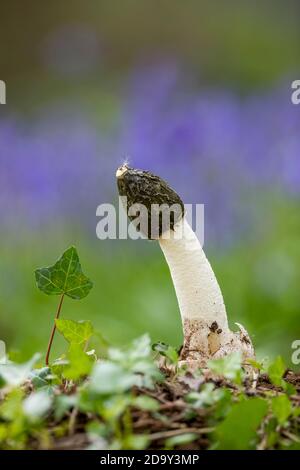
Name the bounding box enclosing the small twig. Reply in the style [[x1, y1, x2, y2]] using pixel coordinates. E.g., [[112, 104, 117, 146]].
[[140, 389, 168, 404], [148, 427, 214, 441], [159, 400, 187, 410], [282, 430, 300, 443], [68, 407, 78, 435]]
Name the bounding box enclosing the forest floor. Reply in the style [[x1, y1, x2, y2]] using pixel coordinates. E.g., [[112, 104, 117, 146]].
[[49, 369, 300, 451]]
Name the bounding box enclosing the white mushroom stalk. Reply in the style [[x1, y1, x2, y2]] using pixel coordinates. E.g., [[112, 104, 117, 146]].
[[116, 165, 254, 367], [159, 218, 254, 365]]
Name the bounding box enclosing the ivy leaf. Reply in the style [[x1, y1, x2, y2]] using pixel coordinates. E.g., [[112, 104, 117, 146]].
[[165, 433, 198, 449], [268, 356, 286, 387], [186, 383, 227, 408], [23, 390, 52, 422], [35, 246, 93, 300], [271, 395, 292, 425], [50, 358, 68, 378], [55, 319, 94, 345], [132, 395, 160, 412], [208, 352, 243, 384], [89, 362, 138, 394], [214, 398, 268, 450], [29, 367, 51, 389], [54, 394, 78, 421], [122, 434, 150, 451], [152, 342, 179, 364], [0, 389, 24, 421], [107, 335, 163, 389], [0, 354, 40, 387], [63, 344, 93, 380]]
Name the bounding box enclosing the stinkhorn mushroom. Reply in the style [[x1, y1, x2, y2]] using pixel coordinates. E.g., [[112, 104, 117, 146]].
[[116, 164, 255, 368]]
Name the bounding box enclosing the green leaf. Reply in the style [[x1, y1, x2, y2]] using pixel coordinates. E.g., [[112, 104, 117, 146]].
[[106, 335, 163, 389], [56, 319, 94, 345], [0, 354, 40, 387], [50, 358, 68, 378], [63, 344, 93, 380], [165, 433, 198, 449], [280, 442, 300, 450], [89, 362, 138, 394], [152, 341, 169, 354], [127, 334, 152, 360], [132, 395, 159, 411], [186, 383, 228, 408], [268, 356, 286, 387], [23, 390, 52, 422], [271, 395, 292, 425], [54, 394, 78, 421], [86, 335, 163, 399], [285, 382, 296, 397], [246, 359, 263, 371], [214, 398, 268, 450], [293, 406, 300, 417], [122, 434, 150, 450], [29, 367, 51, 389], [152, 342, 179, 364], [35, 246, 93, 300], [0, 389, 24, 421], [208, 352, 243, 383]]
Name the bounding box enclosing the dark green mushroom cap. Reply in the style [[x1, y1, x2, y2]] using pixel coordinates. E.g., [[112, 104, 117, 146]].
[[116, 165, 185, 239]]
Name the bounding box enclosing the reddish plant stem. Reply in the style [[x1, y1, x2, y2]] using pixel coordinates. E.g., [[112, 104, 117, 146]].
[[45, 293, 65, 366]]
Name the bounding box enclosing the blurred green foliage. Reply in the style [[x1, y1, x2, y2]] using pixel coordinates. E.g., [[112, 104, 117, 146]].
[[1, 194, 300, 365], [0, 329, 299, 450]]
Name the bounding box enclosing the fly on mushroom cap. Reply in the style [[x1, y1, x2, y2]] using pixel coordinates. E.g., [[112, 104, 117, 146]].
[[116, 165, 185, 239]]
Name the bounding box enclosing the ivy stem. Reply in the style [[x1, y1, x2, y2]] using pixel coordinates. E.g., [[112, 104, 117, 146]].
[[45, 293, 65, 366]]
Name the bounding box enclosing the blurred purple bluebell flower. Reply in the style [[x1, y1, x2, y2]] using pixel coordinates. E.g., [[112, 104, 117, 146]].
[[0, 63, 299, 248]]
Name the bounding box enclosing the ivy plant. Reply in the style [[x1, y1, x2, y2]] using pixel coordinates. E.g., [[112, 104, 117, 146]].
[[35, 246, 93, 365]]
